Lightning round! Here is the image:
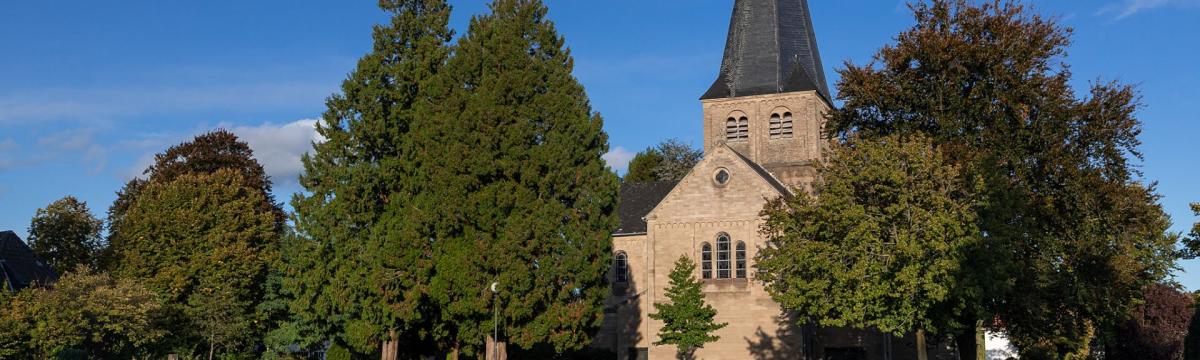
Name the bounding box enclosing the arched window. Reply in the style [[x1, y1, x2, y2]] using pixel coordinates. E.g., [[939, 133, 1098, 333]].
[[725, 115, 749, 141], [770, 111, 794, 139], [736, 242, 747, 279], [717, 234, 732, 279], [701, 243, 713, 279], [614, 252, 629, 283]]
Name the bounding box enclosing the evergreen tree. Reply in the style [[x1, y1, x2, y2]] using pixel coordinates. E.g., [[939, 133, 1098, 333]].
[[110, 169, 278, 358], [648, 256, 727, 360], [826, 1, 1175, 356], [422, 0, 619, 355], [288, 0, 454, 358], [758, 134, 979, 360], [27, 196, 103, 273]]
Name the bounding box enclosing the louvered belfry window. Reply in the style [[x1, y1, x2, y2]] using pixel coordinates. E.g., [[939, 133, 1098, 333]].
[[726, 116, 749, 141], [770, 112, 794, 139]]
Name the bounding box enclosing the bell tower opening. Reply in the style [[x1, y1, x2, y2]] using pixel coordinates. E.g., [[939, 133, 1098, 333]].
[[699, 0, 833, 189]]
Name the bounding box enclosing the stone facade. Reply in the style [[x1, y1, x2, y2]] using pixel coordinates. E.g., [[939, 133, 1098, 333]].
[[595, 1, 962, 357], [597, 90, 959, 360]]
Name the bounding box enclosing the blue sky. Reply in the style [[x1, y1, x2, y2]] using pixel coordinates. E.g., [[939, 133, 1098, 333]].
[[1, 0, 1197, 287]]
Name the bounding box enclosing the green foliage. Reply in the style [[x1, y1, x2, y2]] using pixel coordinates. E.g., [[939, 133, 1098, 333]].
[[288, 0, 454, 356], [1183, 203, 1200, 259], [109, 169, 278, 357], [0, 268, 167, 359], [106, 130, 285, 270], [421, 0, 619, 355], [325, 343, 352, 360], [648, 256, 726, 358], [826, 0, 1176, 356], [624, 138, 702, 182], [758, 134, 979, 336], [623, 148, 663, 182], [27, 196, 103, 273]]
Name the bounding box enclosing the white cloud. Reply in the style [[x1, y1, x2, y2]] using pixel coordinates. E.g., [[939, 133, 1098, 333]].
[[227, 119, 324, 186], [602, 146, 636, 174], [33, 129, 109, 174], [1098, 0, 1199, 20], [120, 119, 324, 186], [0, 82, 331, 125]]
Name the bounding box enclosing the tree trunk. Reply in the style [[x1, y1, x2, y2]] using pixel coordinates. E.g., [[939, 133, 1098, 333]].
[[381, 329, 399, 360], [208, 343, 215, 360], [917, 328, 928, 360], [485, 335, 507, 360], [954, 324, 981, 360], [976, 321, 986, 360]]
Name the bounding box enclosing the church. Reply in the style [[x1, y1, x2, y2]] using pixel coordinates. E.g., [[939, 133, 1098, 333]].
[[595, 1, 957, 359]]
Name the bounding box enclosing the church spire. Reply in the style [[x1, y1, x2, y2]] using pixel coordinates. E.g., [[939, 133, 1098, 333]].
[[701, 0, 830, 101]]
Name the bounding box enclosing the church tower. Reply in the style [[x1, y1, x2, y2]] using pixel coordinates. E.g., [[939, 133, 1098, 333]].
[[700, 0, 831, 189]]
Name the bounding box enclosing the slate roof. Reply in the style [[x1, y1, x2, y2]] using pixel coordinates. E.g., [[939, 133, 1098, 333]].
[[0, 231, 58, 292], [702, 0, 830, 102], [615, 181, 678, 236]]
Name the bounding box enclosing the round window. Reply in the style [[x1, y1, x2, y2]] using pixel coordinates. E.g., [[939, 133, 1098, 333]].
[[714, 168, 730, 186]]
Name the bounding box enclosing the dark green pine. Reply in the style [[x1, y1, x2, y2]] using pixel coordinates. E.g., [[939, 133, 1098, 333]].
[[288, 0, 453, 356], [421, 0, 619, 355]]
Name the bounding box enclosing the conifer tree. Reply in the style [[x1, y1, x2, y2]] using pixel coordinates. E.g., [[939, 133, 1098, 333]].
[[422, 0, 619, 355], [288, 0, 454, 358], [649, 256, 727, 360]]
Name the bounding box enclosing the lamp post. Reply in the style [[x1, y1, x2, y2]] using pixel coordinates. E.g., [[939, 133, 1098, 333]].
[[490, 281, 500, 360]]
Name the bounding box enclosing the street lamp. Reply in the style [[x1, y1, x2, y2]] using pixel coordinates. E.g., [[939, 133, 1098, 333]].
[[490, 281, 500, 360]]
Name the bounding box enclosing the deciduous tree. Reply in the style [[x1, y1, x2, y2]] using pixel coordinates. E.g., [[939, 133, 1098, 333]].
[[27, 196, 103, 273], [623, 148, 663, 182], [1108, 283, 1193, 360], [105, 130, 285, 270], [758, 134, 978, 360], [1183, 203, 1200, 258], [825, 1, 1175, 356], [110, 169, 278, 358], [648, 256, 727, 360], [0, 268, 167, 359], [624, 139, 702, 182]]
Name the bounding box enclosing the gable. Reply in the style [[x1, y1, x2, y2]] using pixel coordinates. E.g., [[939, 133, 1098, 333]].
[[646, 144, 789, 224], [0, 231, 58, 292]]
